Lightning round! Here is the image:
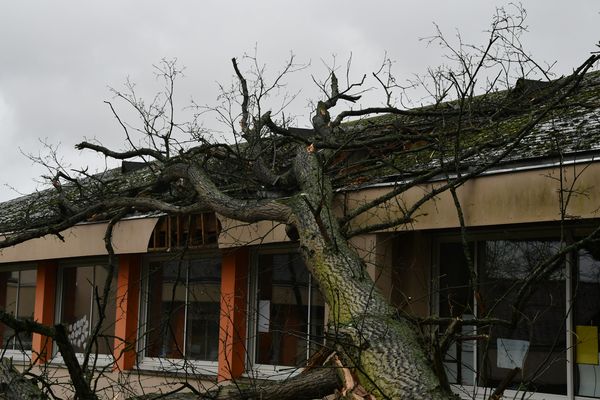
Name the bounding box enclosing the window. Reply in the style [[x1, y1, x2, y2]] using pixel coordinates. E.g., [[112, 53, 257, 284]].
[[0, 268, 36, 352], [438, 243, 475, 386], [574, 246, 600, 398], [250, 252, 325, 372], [142, 255, 221, 365], [58, 263, 116, 355], [438, 238, 568, 396], [478, 240, 566, 395]]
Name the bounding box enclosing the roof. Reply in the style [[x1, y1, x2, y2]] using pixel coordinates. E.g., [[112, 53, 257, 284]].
[[1, 70, 600, 232], [0, 164, 157, 233], [331, 70, 600, 187]]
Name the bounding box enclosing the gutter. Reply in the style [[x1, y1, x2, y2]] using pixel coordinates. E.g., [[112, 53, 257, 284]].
[[341, 151, 600, 191]]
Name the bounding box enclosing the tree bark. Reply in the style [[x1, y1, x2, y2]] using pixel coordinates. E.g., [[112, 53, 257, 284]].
[[181, 143, 455, 399], [215, 367, 342, 400], [286, 148, 455, 400], [130, 367, 342, 400], [53, 324, 98, 400], [0, 358, 45, 400]]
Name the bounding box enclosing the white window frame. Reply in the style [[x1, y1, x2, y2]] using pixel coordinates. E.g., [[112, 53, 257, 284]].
[[137, 253, 221, 375], [433, 228, 587, 400], [53, 258, 115, 368], [0, 264, 37, 363], [245, 248, 325, 380]]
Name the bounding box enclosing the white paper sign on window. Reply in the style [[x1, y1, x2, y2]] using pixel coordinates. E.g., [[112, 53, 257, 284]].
[[497, 338, 529, 369], [67, 314, 90, 348], [258, 300, 270, 333]]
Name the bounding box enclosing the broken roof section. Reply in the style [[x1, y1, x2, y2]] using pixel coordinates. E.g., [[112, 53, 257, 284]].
[[1, 70, 600, 232], [0, 162, 158, 233], [331, 70, 600, 188]]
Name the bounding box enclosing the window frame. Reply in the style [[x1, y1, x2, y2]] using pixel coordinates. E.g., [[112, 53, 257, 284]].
[[571, 244, 600, 399], [137, 251, 221, 375], [0, 263, 37, 363], [433, 227, 579, 400], [245, 247, 325, 380], [53, 257, 116, 367]]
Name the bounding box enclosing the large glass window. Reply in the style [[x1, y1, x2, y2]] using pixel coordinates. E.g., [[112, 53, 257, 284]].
[[478, 240, 566, 395], [574, 246, 600, 398], [0, 269, 36, 352], [438, 239, 568, 395], [144, 256, 221, 362], [437, 240, 600, 398], [59, 263, 116, 355], [438, 243, 475, 386], [253, 253, 325, 368]]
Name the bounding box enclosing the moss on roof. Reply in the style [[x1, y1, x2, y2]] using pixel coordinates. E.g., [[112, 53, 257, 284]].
[[2, 71, 600, 231], [330, 71, 600, 186]]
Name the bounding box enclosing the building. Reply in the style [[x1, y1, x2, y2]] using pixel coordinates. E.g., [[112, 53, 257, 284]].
[[1, 71, 600, 399]]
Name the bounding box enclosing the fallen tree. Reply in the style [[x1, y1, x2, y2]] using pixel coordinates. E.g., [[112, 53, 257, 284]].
[[1, 7, 599, 399]]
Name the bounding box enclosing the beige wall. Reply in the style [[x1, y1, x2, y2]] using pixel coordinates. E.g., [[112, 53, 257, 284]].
[[218, 216, 289, 248], [213, 163, 600, 317], [346, 162, 600, 232], [348, 234, 394, 300], [217, 162, 600, 249], [346, 232, 432, 317], [0, 217, 158, 264]]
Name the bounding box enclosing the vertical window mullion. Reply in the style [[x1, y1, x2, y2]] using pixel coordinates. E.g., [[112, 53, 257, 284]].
[[183, 262, 190, 358], [566, 246, 574, 400], [14, 271, 21, 351], [248, 254, 258, 368], [54, 268, 64, 358], [247, 253, 257, 370], [89, 266, 95, 338], [141, 263, 149, 359]]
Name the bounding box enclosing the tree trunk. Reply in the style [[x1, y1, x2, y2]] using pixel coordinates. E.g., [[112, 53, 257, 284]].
[[216, 367, 342, 400], [53, 324, 98, 400], [287, 149, 455, 400], [0, 358, 46, 400], [130, 367, 342, 400], [182, 144, 456, 399]]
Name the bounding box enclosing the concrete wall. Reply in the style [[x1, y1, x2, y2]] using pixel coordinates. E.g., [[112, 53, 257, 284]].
[[345, 162, 600, 232], [0, 217, 158, 264], [216, 162, 600, 250]]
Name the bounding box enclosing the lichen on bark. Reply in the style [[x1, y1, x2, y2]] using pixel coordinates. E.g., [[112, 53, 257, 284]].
[[283, 147, 454, 399]]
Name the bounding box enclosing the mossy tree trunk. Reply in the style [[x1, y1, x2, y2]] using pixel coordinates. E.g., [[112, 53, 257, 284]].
[[182, 145, 454, 399], [280, 148, 453, 399]]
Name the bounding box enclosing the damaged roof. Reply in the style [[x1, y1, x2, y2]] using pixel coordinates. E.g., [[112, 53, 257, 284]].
[[331, 70, 600, 187], [2, 70, 600, 232], [0, 163, 158, 233]]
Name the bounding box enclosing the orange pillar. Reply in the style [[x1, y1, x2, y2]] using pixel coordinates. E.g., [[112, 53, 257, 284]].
[[113, 254, 141, 371], [32, 260, 57, 364], [218, 247, 249, 381]]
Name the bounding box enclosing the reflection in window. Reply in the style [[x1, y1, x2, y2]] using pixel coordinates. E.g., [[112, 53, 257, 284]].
[[574, 247, 600, 397], [438, 243, 475, 386], [254, 253, 325, 367], [145, 256, 221, 362], [60, 264, 116, 354], [0, 269, 36, 351], [478, 241, 566, 395]]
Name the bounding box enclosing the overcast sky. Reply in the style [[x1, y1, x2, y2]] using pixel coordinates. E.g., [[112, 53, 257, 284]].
[[0, 1, 598, 201]]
